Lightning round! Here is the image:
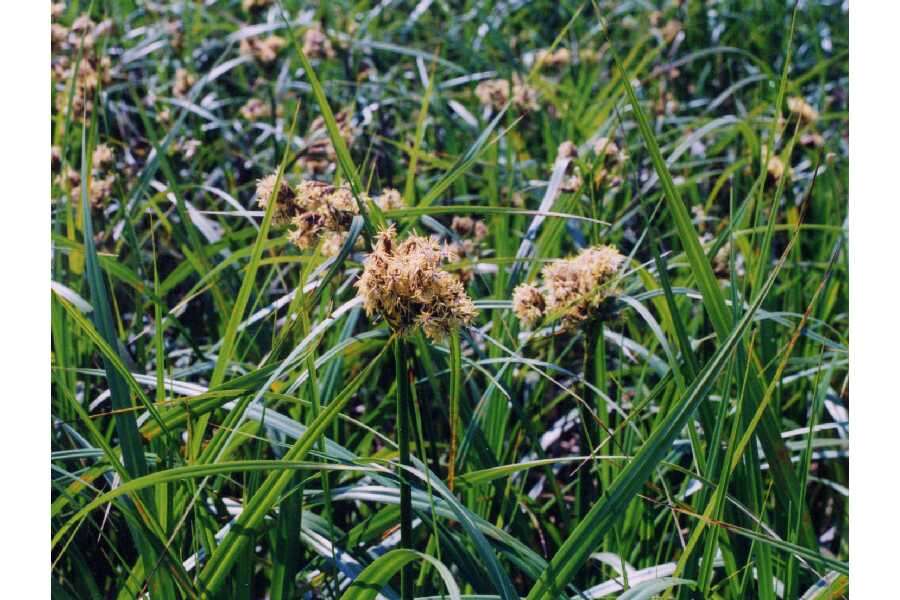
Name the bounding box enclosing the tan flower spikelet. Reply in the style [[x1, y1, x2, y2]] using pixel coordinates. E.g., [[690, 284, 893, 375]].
[[512, 283, 546, 328], [92, 144, 114, 170], [51, 24, 69, 48], [89, 175, 116, 208], [356, 227, 478, 341], [173, 68, 195, 98], [256, 174, 298, 225], [475, 79, 510, 109], [787, 96, 819, 123], [578, 48, 604, 63], [294, 180, 334, 212], [240, 98, 270, 121], [242, 0, 272, 10], [557, 140, 578, 160], [288, 212, 325, 250], [376, 188, 403, 211], [800, 132, 825, 147], [240, 35, 285, 63], [320, 186, 361, 230], [557, 141, 583, 192], [592, 137, 620, 160], [475, 75, 538, 111], [320, 231, 348, 257], [447, 216, 488, 283], [541, 245, 625, 328], [762, 149, 786, 181], [303, 26, 335, 59], [511, 74, 539, 111], [661, 20, 683, 44], [451, 216, 476, 237], [299, 110, 356, 174], [535, 48, 571, 69]]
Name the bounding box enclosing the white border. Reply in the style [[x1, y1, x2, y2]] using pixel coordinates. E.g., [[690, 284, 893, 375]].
[[851, 2, 900, 597]]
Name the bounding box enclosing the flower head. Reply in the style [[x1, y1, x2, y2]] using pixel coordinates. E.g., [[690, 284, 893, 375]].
[[513, 245, 625, 330], [475, 74, 539, 111], [242, 0, 272, 10], [534, 48, 571, 69], [240, 98, 271, 121], [299, 110, 356, 174], [376, 188, 403, 211], [303, 25, 335, 59], [356, 227, 478, 341], [512, 283, 546, 328], [787, 96, 819, 123], [762, 149, 786, 180], [92, 144, 114, 170], [255, 174, 299, 225], [173, 68, 195, 98], [240, 35, 285, 63]]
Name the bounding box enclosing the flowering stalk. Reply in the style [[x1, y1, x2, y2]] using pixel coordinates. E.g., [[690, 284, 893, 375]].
[[394, 336, 415, 600], [448, 329, 462, 491], [355, 226, 479, 600]]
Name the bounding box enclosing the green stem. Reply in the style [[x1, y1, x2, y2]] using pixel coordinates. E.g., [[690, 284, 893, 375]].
[[394, 337, 414, 600]]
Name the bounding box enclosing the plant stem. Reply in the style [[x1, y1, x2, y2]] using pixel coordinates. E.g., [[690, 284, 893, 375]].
[[448, 329, 462, 491], [394, 336, 414, 600]]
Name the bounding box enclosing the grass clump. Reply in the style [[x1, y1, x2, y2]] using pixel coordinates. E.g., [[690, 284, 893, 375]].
[[51, 1, 848, 599]]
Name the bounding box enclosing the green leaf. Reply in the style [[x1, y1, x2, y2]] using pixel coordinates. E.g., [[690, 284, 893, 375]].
[[339, 549, 461, 600]]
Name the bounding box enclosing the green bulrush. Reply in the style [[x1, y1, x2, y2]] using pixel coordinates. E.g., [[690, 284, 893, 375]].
[[356, 227, 478, 599]]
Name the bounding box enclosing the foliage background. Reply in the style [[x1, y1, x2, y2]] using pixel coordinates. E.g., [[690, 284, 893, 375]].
[[50, 0, 848, 598]]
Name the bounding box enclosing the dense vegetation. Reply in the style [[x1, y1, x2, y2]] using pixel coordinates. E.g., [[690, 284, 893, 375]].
[[50, 1, 848, 598]]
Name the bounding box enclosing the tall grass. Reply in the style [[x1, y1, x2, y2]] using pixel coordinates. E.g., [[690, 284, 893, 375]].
[[51, 1, 848, 598]]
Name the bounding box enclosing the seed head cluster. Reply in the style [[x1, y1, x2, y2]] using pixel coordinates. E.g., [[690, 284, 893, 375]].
[[299, 110, 357, 174], [355, 227, 478, 341], [240, 98, 271, 121], [240, 35, 285, 64], [255, 175, 403, 256], [475, 74, 539, 111], [445, 216, 490, 283], [52, 12, 114, 122], [787, 96, 819, 124], [513, 245, 625, 330], [534, 48, 572, 69], [303, 25, 335, 60], [172, 68, 196, 99]]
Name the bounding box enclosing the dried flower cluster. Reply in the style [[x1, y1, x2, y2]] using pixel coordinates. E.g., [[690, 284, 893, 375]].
[[52, 12, 114, 121], [762, 149, 786, 180], [511, 284, 546, 328], [445, 216, 490, 283], [255, 175, 404, 256], [513, 245, 625, 329], [592, 136, 627, 187], [172, 68, 196, 99], [787, 96, 819, 123], [355, 227, 478, 341], [475, 74, 539, 111], [240, 98, 271, 121], [660, 20, 683, 44], [172, 138, 201, 160], [534, 48, 572, 69], [55, 144, 119, 207], [299, 110, 357, 174], [553, 140, 585, 192], [240, 35, 286, 64], [242, 0, 272, 10], [303, 25, 335, 59]]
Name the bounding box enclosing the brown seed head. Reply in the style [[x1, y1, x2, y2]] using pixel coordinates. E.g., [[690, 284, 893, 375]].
[[541, 245, 625, 328], [355, 227, 478, 340], [512, 283, 546, 329]]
